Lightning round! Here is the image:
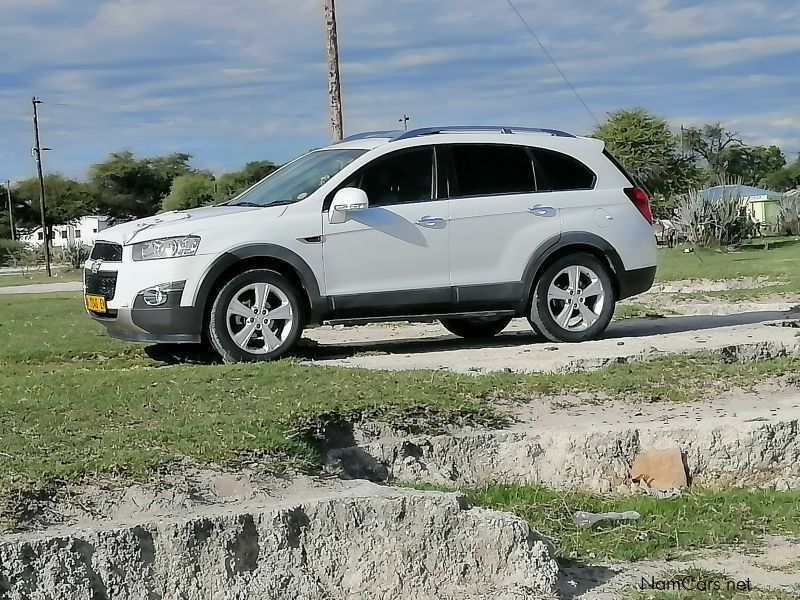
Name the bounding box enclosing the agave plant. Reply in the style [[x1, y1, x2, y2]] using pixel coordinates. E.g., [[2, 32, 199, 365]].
[[672, 176, 753, 247], [776, 189, 800, 235]]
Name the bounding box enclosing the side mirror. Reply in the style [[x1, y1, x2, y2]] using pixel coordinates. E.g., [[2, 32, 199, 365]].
[[329, 188, 369, 224]]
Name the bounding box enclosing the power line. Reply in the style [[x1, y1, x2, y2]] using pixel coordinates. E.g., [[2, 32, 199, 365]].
[[504, 0, 599, 125]]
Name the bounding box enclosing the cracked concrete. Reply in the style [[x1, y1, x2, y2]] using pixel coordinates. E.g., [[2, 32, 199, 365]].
[[306, 311, 800, 373], [0, 477, 559, 600], [328, 386, 800, 493]]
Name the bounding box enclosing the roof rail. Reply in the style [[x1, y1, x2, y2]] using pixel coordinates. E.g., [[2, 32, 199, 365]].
[[337, 130, 402, 143], [392, 126, 575, 141]]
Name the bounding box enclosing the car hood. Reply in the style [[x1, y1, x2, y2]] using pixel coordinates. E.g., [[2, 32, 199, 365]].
[[97, 205, 265, 245]]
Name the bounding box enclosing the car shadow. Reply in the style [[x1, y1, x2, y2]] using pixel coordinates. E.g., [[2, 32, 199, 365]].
[[298, 309, 797, 361]]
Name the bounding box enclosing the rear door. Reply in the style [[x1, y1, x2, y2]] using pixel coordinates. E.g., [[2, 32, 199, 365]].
[[446, 143, 561, 304]]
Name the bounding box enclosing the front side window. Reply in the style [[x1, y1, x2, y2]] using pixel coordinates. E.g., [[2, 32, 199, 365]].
[[61, 230, 68, 239], [345, 148, 434, 207], [450, 144, 535, 197], [531, 148, 596, 191], [227, 148, 366, 207]]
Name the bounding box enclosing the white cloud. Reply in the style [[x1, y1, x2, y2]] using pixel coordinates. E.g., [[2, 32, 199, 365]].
[[1, 0, 799, 179], [681, 35, 800, 67]]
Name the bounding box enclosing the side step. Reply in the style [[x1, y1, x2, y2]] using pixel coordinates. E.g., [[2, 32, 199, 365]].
[[323, 310, 516, 327]]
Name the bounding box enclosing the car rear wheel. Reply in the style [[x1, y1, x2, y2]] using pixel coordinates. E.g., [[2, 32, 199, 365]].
[[208, 269, 304, 363], [528, 252, 615, 343], [440, 315, 512, 339]]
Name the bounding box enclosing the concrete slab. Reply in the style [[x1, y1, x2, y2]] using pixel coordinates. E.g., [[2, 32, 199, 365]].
[[306, 310, 800, 373], [0, 281, 82, 295]]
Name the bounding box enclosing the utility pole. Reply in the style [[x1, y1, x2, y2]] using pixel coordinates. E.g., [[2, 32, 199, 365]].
[[399, 114, 410, 131], [4, 180, 13, 241], [32, 96, 52, 277], [323, 0, 344, 141]]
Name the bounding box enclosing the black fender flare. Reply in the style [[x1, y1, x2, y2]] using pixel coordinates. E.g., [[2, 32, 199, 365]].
[[192, 244, 326, 322], [522, 232, 625, 297]]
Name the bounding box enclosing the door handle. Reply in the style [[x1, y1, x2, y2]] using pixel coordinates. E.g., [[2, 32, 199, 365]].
[[528, 205, 557, 217], [415, 216, 445, 227]]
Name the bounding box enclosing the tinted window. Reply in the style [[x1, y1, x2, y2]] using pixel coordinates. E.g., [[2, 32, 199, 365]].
[[531, 148, 595, 191], [451, 145, 535, 197], [348, 148, 434, 206]]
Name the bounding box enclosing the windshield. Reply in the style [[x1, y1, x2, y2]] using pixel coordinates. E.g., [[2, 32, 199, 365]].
[[226, 148, 366, 207]]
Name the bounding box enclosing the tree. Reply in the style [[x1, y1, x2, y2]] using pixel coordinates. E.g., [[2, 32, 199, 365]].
[[765, 154, 800, 191], [593, 108, 704, 216], [162, 172, 216, 212], [725, 145, 785, 188], [11, 175, 100, 236], [215, 160, 278, 201], [682, 123, 743, 182], [89, 150, 195, 219]]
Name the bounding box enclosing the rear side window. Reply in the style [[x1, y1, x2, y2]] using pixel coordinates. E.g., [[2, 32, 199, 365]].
[[531, 148, 595, 191], [450, 144, 535, 197]]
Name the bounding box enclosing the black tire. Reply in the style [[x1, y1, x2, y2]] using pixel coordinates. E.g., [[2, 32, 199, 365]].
[[439, 315, 512, 339], [207, 269, 305, 363], [528, 252, 615, 343]]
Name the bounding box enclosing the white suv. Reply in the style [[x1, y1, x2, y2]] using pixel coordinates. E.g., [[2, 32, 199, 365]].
[[84, 126, 657, 362]]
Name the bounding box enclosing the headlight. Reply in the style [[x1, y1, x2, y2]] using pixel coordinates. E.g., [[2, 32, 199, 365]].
[[131, 236, 200, 261]]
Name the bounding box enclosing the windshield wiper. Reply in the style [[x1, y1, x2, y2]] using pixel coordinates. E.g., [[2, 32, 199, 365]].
[[226, 199, 296, 208]]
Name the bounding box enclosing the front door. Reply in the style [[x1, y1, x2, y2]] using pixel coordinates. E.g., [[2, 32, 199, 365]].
[[322, 147, 450, 317]]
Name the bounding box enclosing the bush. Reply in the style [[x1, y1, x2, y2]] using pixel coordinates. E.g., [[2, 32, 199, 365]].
[[55, 241, 91, 269], [776, 191, 800, 236], [0, 242, 44, 274], [0, 239, 27, 267]]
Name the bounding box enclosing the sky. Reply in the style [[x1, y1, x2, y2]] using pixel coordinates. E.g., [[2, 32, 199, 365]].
[[1, 0, 799, 181]]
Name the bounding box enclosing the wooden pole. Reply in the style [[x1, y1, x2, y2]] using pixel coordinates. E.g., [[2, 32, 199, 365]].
[[32, 97, 52, 277], [323, 0, 344, 141], [5, 180, 14, 241]]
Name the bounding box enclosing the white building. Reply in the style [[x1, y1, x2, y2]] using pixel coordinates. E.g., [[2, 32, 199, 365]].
[[20, 216, 113, 248]]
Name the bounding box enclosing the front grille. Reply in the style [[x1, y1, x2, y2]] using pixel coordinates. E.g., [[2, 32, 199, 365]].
[[90, 242, 123, 262], [84, 270, 118, 300]]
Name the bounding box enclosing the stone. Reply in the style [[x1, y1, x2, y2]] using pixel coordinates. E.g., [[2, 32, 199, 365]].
[[630, 447, 688, 490], [0, 487, 558, 600], [328, 419, 800, 492]]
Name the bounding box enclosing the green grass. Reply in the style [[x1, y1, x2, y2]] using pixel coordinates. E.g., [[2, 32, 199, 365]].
[[463, 484, 800, 562], [655, 237, 800, 300], [615, 302, 669, 319], [1, 293, 798, 514], [0, 293, 137, 363], [627, 568, 797, 599], [0, 268, 82, 287]]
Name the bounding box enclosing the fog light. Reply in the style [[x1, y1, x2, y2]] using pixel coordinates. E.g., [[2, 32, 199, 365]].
[[143, 287, 168, 306], [138, 281, 185, 307]]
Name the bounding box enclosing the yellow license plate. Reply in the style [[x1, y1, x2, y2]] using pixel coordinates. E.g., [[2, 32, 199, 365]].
[[85, 294, 107, 313]]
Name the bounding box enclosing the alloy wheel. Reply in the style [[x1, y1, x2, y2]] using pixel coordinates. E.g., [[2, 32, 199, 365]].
[[545, 265, 606, 331], [225, 282, 294, 353]]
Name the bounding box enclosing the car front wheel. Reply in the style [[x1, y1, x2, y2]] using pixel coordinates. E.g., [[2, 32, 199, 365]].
[[207, 269, 304, 363]]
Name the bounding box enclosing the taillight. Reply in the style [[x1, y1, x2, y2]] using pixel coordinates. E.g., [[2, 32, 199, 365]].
[[624, 187, 652, 224]]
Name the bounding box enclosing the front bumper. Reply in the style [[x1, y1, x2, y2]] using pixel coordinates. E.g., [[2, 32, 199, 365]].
[[84, 253, 211, 344], [92, 307, 203, 344]]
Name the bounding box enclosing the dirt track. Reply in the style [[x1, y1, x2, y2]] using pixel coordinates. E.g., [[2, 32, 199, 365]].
[[305, 308, 800, 373]]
